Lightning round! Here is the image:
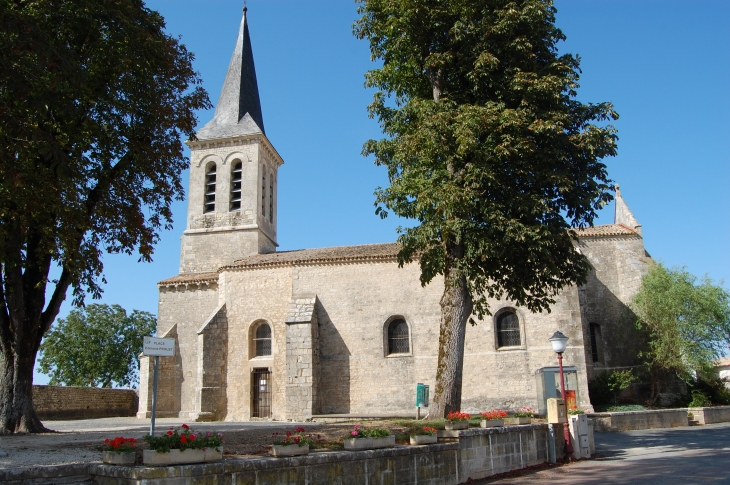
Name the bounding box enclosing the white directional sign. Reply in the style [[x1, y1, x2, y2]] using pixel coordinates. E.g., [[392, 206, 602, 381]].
[[143, 337, 175, 357]]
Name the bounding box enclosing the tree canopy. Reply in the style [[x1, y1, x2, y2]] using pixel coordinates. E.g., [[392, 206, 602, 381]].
[[633, 263, 730, 404], [39, 304, 156, 388], [354, 0, 618, 416], [0, 0, 209, 433]]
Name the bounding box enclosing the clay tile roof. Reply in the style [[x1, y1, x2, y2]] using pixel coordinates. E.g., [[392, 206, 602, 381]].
[[158, 272, 219, 286], [225, 242, 402, 269], [573, 224, 638, 237]]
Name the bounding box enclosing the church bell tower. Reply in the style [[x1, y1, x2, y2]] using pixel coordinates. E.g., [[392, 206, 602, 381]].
[[180, 8, 283, 274]]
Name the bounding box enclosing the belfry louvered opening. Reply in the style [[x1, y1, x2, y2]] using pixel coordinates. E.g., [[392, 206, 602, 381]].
[[204, 163, 216, 213], [387, 318, 410, 355], [496, 310, 521, 348], [230, 160, 242, 211]]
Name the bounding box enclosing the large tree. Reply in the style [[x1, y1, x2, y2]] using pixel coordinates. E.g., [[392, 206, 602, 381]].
[[633, 263, 730, 405], [39, 304, 156, 389], [355, 0, 618, 417], [0, 0, 209, 433]]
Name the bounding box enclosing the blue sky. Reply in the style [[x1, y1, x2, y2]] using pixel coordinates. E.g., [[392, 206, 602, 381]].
[[34, 1, 729, 385]]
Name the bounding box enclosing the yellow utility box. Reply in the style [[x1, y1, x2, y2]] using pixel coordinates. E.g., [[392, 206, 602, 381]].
[[547, 398, 567, 424]]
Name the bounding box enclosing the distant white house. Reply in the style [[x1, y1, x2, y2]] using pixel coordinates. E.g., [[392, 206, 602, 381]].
[[716, 357, 730, 390]]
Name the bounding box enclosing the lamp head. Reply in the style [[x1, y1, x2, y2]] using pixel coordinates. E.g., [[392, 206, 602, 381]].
[[549, 331, 569, 354]]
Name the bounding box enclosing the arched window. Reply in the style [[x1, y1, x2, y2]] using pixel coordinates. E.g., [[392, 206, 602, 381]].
[[268, 172, 273, 223], [254, 323, 272, 357], [387, 318, 410, 355], [261, 172, 267, 218], [204, 163, 216, 213], [589, 323, 603, 363], [496, 310, 520, 348], [230, 160, 242, 211]]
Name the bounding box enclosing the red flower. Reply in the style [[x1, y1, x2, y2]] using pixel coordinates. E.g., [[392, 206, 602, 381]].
[[181, 424, 190, 429], [189, 434, 196, 441], [167, 430, 173, 436], [294, 427, 305, 433], [180, 435, 187, 443]]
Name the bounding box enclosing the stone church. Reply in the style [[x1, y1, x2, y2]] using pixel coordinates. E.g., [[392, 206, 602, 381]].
[[138, 10, 649, 422]]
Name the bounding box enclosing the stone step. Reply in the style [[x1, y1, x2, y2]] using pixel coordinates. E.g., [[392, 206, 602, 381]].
[[688, 419, 701, 426]]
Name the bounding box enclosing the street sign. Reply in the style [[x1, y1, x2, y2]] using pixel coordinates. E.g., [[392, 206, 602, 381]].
[[143, 336, 176, 437], [143, 337, 175, 357]]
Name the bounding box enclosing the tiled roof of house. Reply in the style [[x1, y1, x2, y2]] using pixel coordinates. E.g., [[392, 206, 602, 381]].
[[158, 272, 218, 286], [158, 224, 640, 283], [225, 242, 402, 270], [573, 224, 638, 237]]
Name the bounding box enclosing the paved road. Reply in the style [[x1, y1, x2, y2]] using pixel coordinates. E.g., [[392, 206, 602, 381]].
[[478, 423, 730, 484]]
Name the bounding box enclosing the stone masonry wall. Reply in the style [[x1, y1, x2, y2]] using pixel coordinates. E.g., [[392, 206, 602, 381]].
[[88, 424, 555, 485], [216, 258, 591, 420], [222, 267, 292, 421], [577, 234, 649, 381], [195, 304, 228, 421], [34, 385, 137, 420], [139, 284, 220, 419]]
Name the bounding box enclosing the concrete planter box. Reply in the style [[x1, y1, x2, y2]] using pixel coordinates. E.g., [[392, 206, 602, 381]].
[[344, 436, 395, 451], [102, 451, 136, 466], [688, 406, 730, 425], [142, 448, 222, 466], [480, 419, 504, 428], [505, 417, 531, 425], [409, 434, 438, 445], [437, 430, 461, 439], [270, 444, 309, 457], [445, 421, 469, 430]]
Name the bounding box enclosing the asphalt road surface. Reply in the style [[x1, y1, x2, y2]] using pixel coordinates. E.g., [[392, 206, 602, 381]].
[[477, 422, 730, 484]]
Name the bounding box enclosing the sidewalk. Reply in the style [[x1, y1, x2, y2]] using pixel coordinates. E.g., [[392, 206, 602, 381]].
[[475, 422, 730, 484]]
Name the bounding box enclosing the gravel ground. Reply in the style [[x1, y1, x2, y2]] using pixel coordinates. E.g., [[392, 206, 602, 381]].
[[0, 417, 411, 468]]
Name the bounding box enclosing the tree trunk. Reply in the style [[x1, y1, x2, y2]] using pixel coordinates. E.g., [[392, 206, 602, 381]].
[[0, 340, 49, 434], [430, 240, 473, 418]]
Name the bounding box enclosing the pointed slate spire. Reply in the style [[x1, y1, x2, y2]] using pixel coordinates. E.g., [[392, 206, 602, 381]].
[[614, 184, 642, 236], [197, 8, 265, 140]]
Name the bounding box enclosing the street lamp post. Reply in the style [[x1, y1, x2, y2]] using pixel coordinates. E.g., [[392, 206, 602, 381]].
[[549, 331, 574, 460]]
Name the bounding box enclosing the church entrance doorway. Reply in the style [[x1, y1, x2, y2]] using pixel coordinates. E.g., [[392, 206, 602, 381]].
[[252, 368, 271, 418]]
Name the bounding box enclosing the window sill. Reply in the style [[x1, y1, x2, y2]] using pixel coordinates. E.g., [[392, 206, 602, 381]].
[[496, 345, 526, 352], [385, 352, 412, 358], [250, 356, 273, 361]]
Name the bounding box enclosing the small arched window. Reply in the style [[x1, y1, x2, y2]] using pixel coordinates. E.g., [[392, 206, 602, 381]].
[[589, 323, 603, 363], [387, 319, 410, 355], [254, 323, 272, 357], [230, 160, 242, 211], [496, 310, 520, 348], [204, 163, 216, 213]]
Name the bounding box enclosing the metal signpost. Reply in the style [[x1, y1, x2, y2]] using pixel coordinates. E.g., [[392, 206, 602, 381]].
[[142, 336, 175, 436]]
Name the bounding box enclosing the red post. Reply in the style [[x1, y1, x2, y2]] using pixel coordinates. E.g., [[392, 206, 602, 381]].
[[557, 353, 574, 459]]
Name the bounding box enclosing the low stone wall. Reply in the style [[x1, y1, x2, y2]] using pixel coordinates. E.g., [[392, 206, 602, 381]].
[[34, 385, 138, 420], [689, 406, 730, 425], [588, 409, 688, 432], [88, 424, 561, 485]]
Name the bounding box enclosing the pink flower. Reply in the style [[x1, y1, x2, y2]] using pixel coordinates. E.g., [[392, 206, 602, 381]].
[[351, 431, 358, 436]]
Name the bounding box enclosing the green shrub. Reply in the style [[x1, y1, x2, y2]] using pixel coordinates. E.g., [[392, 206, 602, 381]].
[[688, 390, 712, 408], [589, 370, 637, 405]]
